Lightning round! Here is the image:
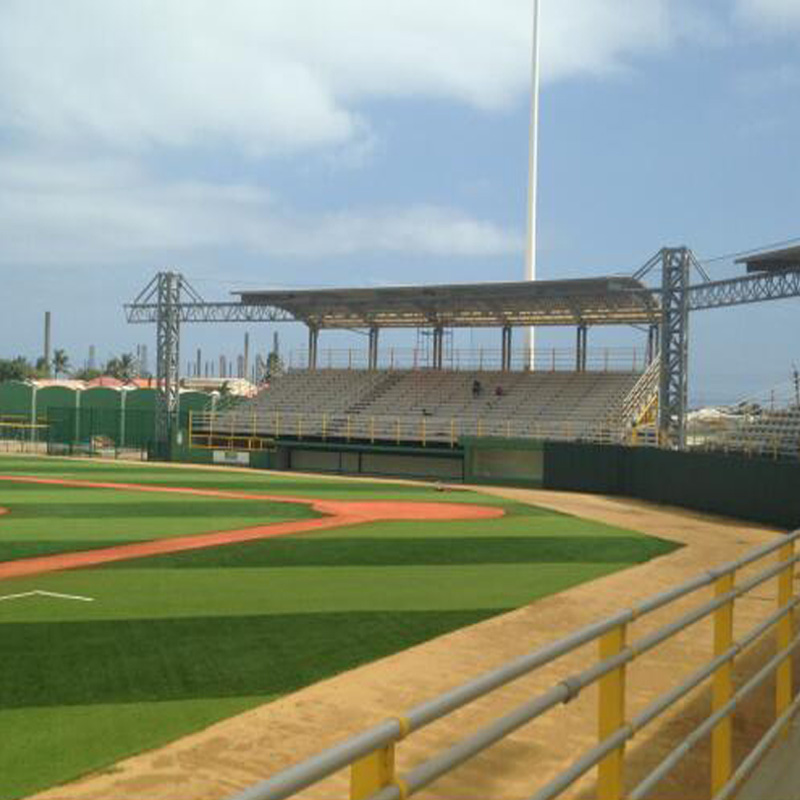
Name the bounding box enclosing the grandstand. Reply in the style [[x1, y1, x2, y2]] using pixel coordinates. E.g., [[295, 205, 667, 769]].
[[194, 367, 643, 447]]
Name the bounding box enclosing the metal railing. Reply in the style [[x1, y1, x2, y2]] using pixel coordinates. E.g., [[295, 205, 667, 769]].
[[189, 409, 629, 450], [229, 531, 799, 800], [285, 347, 646, 374]]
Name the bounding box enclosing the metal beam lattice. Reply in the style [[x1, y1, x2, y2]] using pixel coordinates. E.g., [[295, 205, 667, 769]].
[[658, 248, 691, 448], [688, 268, 800, 311], [126, 302, 294, 324], [155, 272, 182, 445]]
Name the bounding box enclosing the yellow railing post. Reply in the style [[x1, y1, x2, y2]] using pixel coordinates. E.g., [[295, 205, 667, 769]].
[[350, 744, 396, 800], [450, 418, 456, 449], [712, 572, 735, 796], [188, 410, 193, 448], [598, 622, 627, 800], [396, 418, 401, 446], [421, 416, 427, 447], [777, 542, 795, 727]]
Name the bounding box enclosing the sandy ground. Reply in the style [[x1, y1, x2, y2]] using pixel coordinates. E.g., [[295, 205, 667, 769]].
[[24, 483, 798, 800]]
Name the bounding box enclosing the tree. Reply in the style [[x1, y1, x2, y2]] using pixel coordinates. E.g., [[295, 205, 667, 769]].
[[52, 349, 70, 379], [0, 357, 35, 382], [104, 352, 137, 382], [35, 356, 51, 378]]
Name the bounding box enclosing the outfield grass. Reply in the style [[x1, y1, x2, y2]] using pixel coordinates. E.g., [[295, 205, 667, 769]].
[[0, 455, 680, 798], [0, 481, 319, 561]]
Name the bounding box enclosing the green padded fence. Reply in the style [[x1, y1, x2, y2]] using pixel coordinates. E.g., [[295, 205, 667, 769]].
[[543, 443, 800, 529]]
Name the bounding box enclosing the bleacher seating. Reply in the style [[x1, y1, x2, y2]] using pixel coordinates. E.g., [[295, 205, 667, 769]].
[[204, 368, 641, 444]]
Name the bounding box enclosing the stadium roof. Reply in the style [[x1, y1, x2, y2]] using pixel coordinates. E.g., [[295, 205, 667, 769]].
[[235, 277, 660, 329], [737, 245, 800, 273]]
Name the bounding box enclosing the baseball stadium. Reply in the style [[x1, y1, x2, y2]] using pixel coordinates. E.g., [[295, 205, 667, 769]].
[[1, 243, 800, 800]]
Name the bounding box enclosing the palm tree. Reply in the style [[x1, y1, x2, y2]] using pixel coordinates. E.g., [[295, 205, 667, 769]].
[[52, 349, 70, 379], [117, 353, 136, 382], [105, 353, 137, 382]]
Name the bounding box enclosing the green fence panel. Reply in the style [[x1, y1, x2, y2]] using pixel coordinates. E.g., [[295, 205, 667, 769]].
[[36, 386, 77, 421], [0, 381, 34, 418]]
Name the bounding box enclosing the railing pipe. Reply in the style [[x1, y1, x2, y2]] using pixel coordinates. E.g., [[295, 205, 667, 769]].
[[227, 533, 800, 800], [713, 690, 800, 800], [629, 630, 800, 800], [233, 720, 405, 800]]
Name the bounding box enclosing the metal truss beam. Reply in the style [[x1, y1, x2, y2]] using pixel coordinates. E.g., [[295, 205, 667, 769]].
[[126, 302, 294, 324], [688, 268, 800, 311]]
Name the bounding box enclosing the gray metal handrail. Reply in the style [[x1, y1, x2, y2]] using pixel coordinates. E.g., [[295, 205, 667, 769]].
[[228, 529, 800, 800]]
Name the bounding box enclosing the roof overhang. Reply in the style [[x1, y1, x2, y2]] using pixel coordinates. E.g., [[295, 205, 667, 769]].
[[234, 277, 660, 330], [737, 245, 800, 273]]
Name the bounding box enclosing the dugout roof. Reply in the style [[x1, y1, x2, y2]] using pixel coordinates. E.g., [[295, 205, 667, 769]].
[[235, 277, 660, 329]]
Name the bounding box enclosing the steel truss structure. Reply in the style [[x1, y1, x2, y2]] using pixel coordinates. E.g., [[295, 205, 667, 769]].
[[126, 248, 800, 449], [688, 268, 800, 311], [658, 249, 691, 447]]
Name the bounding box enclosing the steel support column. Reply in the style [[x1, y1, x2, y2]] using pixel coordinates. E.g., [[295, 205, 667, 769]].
[[501, 326, 513, 372], [576, 325, 588, 372], [155, 271, 181, 447], [647, 325, 660, 364], [658, 248, 691, 448], [308, 326, 319, 371], [368, 327, 380, 371], [433, 327, 444, 370]]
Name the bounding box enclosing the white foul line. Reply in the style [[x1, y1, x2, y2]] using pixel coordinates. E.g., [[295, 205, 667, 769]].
[[0, 590, 95, 603]]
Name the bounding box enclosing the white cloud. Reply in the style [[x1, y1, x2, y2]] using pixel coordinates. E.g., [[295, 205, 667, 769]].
[[0, 0, 680, 156], [737, 0, 800, 30], [0, 155, 520, 265]]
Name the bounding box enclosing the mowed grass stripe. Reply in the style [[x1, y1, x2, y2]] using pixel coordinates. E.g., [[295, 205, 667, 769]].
[[0, 454, 500, 504], [0, 695, 273, 800], [99, 534, 678, 569], [0, 484, 319, 553], [2, 609, 500, 709], [0, 563, 636, 622]]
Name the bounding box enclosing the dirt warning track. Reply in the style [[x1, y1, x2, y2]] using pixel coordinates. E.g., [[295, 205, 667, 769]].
[[0, 475, 504, 580]]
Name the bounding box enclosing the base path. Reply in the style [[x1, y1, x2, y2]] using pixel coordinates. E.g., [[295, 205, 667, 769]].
[[27, 486, 796, 800], [0, 475, 503, 580]]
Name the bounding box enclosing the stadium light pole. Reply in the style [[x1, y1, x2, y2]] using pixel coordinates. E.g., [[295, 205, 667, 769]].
[[524, 0, 541, 370]]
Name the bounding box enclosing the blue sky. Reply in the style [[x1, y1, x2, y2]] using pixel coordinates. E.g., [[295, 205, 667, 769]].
[[0, 0, 798, 405]]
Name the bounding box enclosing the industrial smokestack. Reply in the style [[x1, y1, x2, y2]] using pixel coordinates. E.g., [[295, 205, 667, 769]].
[[44, 312, 52, 372], [196, 348, 202, 378], [244, 333, 250, 382]]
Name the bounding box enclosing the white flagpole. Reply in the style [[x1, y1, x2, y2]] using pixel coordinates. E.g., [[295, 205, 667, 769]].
[[524, 0, 541, 370]]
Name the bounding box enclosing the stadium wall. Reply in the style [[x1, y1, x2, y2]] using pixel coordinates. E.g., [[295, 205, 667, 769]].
[[543, 443, 800, 529], [462, 437, 544, 487]]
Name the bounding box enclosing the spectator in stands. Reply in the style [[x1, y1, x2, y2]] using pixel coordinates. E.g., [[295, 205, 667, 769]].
[[495, 385, 504, 397], [472, 379, 482, 398]]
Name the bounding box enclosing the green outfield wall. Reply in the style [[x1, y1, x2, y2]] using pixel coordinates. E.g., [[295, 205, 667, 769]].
[[544, 443, 800, 529]]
